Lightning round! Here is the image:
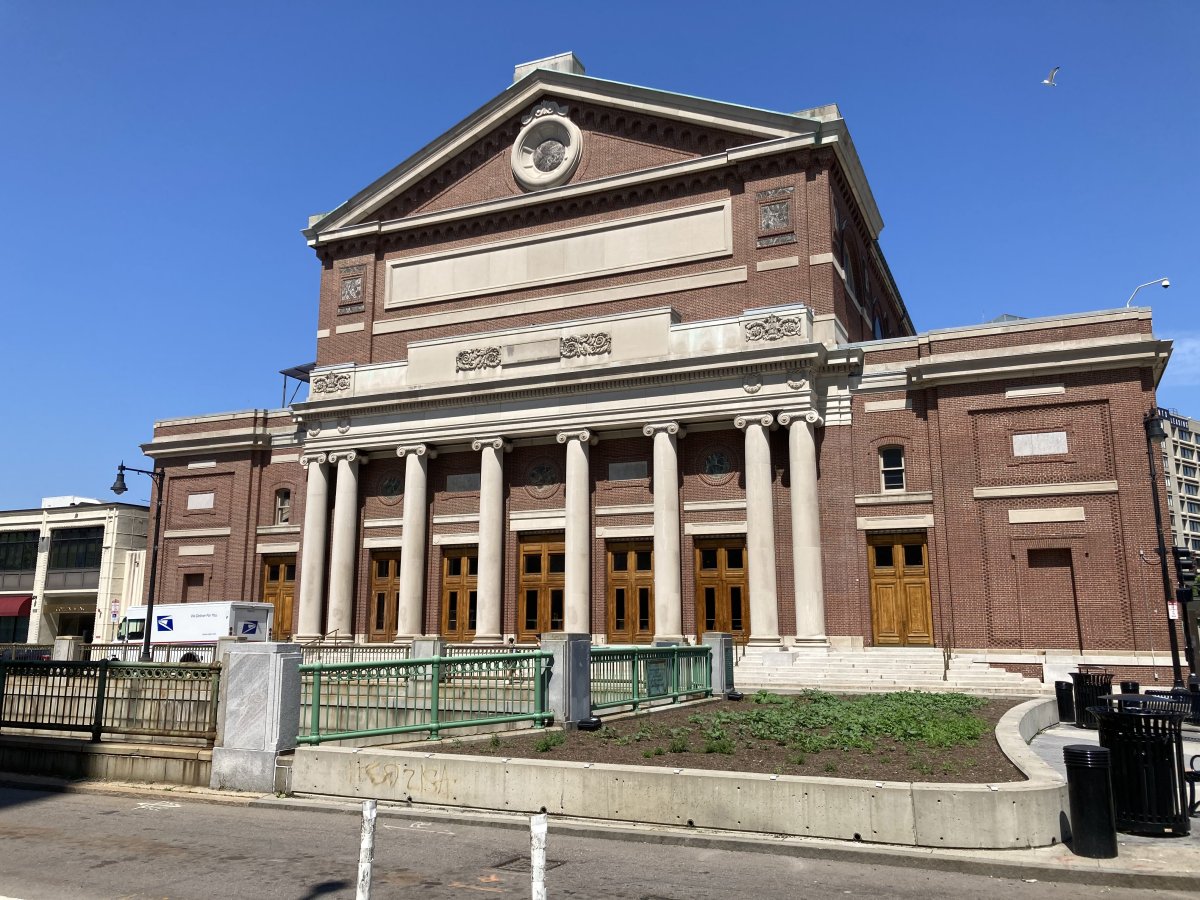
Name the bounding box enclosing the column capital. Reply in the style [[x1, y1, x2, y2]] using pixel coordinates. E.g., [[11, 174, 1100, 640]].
[[642, 422, 686, 438], [556, 428, 598, 445], [299, 452, 328, 468], [734, 413, 775, 431], [471, 437, 512, 452], [397, 443, 437, 459], [777, 410, 824, 428], [328, 449, 367, 465]]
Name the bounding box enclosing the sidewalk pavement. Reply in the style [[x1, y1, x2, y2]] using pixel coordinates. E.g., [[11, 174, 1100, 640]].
[[5, 765, 1199, 892]]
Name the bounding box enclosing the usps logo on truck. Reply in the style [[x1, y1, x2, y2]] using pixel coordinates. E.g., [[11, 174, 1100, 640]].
[[157, 616, 174, 632], [241, 621, 259, 636]]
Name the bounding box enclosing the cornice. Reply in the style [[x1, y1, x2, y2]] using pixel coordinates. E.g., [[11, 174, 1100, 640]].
[[908, 335, 1171, 389]]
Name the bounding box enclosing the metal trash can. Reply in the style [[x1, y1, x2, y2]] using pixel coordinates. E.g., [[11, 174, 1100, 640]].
[[1093, 708, 1189, 836], [1120, 680, 1140, 695], [1071, 671, 1114, 729], [1055, 680, 1075, 723], [1063, 744, 1118, 858]]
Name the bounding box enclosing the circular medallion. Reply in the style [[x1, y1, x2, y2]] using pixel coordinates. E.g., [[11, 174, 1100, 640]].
[[511, 101, 582, 191], [698, 445, 737, 487], [377, 474, 403, 506], [524, 458, 561, 499]]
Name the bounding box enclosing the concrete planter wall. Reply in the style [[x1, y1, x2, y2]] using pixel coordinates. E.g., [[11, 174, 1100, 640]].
[[290, 697, 1068, 849]]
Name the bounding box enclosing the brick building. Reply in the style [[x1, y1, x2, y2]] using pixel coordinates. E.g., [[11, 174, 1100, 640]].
[[141, 54, 1182, 682]]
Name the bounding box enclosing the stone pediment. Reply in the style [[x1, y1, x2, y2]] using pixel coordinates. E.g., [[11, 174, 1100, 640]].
[[305, 69, 831, 244]]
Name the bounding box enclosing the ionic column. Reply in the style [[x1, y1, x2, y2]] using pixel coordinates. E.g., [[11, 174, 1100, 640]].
[[296, 453, 329, 641], [778, 411, 828, 648], [644, 422, 684, 642], [557, 429, 594, 635], [735, 414, 781, 644], [325, 450, 366, 641], [396, 443, 435, 640], [473, 437, 509, 642]]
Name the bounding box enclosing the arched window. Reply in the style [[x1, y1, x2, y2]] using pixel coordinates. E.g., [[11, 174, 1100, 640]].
[[872, 304, 884, 341], [274, 488, 292, 525], [880, 447, 906, 492]]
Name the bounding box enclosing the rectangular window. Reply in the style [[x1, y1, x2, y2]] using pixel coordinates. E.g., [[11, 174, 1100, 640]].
[[1187, 484, 1199, 497], [1184, 466, 1197, 479], [274, 489, 291, 525], [446, 472, 481, 493], [608, 460, 648, 481], [0, 530, 39, 572], [880, 448, 905, 491], [1012, 431, 1068, 457], [47, 526, 103, 570], [187, 492, 215, 510]]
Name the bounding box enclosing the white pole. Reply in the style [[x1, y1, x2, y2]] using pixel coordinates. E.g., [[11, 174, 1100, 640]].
[[357, 799, 377, 900], [530, 812, 548, 900]]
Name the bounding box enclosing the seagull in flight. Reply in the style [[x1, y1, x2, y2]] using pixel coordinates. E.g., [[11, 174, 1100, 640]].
[[1042, 66, 1060, 86]]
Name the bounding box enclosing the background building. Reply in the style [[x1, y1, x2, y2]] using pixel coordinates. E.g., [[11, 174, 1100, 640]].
[[0, 497, 148, 644], [138, 54, 1181, 682], [1159, 408, 1200, 553]]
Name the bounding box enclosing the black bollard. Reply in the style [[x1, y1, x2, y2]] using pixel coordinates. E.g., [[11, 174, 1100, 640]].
[[1055, 680, 1075, 723], [1063, 744, 1118, 858]]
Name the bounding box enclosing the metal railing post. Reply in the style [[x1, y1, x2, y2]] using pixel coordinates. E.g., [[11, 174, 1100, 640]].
[[631, 647, 641, 710], [309, 665, 322, 742], [534, 654, 549, 726], [0, 661, 7, 731], [670, 647, 681, 703], [430, 656, 441, 739], [92, 659, 109, 743]]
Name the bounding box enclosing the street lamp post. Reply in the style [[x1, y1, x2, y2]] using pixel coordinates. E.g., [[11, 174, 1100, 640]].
[[1142, 411, 1185, 688], [111, 462, 164, 663]]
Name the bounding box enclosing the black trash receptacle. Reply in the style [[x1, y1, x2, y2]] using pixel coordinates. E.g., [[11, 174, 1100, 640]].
[[1055, 680, 1075, 723], [1063, 744, 1118, 858], [1093, 708, 1189, 836], [1120, 680, 1140, 695], [1071, 671, 1114, 729]]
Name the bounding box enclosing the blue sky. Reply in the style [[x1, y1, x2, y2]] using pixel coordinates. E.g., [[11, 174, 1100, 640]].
[[1, 1, 1196, 509]]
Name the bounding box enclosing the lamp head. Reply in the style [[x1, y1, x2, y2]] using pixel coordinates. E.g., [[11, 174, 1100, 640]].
[[110, 465, 128, 496], [1161, 278, 1170, 289], [1145, 415, 1169, 444]]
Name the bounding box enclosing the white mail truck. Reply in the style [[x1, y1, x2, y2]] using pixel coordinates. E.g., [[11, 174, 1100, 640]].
[[116, 601, 274, 646]]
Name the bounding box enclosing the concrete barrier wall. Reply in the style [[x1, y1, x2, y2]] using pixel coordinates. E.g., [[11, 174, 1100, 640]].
[[0, 735, 211, 786], [290, 697, 1068, 849]]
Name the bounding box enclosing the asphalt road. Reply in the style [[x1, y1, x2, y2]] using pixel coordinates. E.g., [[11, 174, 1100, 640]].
[[0, 787, 1184, 899]]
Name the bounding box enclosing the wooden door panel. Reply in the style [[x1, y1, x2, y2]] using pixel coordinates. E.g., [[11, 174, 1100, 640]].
[[518, 538, 565, 641], [872, 582, 902, 645], [606, 542, 654, 644], [901, 580, 934, 645]]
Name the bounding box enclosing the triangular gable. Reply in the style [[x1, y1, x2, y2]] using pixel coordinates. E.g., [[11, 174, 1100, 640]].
[[305, 69, 848, 241]]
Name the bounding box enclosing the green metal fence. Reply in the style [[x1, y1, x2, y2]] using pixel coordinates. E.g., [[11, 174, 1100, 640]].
[[590, 645, 712, 712], [298, 650, 553, 744], [0, 659, 221, 742]]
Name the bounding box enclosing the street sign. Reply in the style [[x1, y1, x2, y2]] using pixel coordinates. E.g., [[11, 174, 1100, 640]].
[[1168, 601, 1180, 620], [110, 600, 119, 622]]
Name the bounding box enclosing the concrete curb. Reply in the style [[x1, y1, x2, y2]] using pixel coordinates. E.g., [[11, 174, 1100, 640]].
[[253, 792, 1200, 892], [288, 697, 1069, 849]]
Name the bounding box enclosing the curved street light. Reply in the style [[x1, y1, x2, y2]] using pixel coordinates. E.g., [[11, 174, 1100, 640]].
[[111, 462, 164, 663], [1125, 278, 1170, 307]]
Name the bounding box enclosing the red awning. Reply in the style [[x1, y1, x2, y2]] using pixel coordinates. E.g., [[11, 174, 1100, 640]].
[[0, 595, 33, 617]]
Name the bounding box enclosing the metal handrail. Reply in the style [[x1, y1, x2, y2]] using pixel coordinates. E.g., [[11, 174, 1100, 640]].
[[298, 650, 553, 745], [590, 645, 712, 712]]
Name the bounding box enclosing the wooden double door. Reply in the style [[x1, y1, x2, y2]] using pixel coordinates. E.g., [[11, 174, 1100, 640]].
[[518, 538, 565, 642], [867, 534, 933, 646], [261, 555, 296, 640], [607, 541, 654, 644], [694, 539, 750, 644]]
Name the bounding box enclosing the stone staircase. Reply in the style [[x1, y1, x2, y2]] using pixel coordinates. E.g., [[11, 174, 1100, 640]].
[[732, 647, 1050, 698]]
